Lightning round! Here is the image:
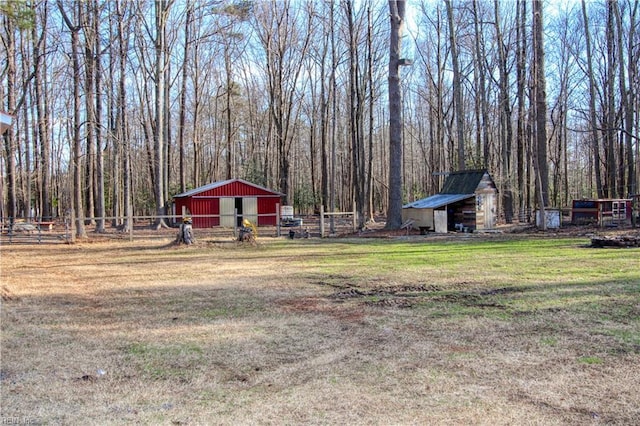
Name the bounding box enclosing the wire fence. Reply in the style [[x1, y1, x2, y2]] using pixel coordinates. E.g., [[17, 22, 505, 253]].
[[0, 207, 358, 245]]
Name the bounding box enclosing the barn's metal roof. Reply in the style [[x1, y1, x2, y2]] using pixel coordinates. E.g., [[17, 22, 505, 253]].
[[403, 193, 473, 209], [173, 178, 283, 198]]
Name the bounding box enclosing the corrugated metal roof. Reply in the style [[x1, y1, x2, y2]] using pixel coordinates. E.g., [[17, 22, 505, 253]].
[[173, 178, 284, 198], [403, 193, 473, 209]]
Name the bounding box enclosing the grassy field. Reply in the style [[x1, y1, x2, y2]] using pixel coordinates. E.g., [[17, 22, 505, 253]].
[[1, 234, 639, 425]]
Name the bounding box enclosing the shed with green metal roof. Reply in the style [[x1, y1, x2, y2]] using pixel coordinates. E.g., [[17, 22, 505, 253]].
[[402, 170, 498, 233]]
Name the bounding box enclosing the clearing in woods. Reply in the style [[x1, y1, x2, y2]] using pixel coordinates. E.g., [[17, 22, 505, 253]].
[[1, 232, 639, 425]]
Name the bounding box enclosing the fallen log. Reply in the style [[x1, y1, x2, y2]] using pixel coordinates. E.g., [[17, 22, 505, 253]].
[[590, 235, 640, 248]]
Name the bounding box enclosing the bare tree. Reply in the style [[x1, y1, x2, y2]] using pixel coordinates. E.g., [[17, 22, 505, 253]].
[[515, 0, 529, 219], [57, 0, 86, 238], [493, 0, 514, 222], [614, 0, 637, 200], [471, 0, 490, 169], [1, 13, 18, 221], [153, 0, 172, 228], [444, 0, 465, 171], [387, 0, 407, 229], [32, 0, 52, 221], [581, 0, 604, 199], [81, 0, 97, 227], [604, 0, 617, 198], [344, 0, 367, 228], [253, 0, 312, 204], [532, 0, 549, 215], [177, 1, 192, 193]]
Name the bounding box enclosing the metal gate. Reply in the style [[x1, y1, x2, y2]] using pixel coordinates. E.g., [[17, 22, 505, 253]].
[[0, 222, 70, 245]]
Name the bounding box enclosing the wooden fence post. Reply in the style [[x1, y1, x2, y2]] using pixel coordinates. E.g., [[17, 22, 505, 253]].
[[352, 201, 357, 232], [70, 208, 76, 244]]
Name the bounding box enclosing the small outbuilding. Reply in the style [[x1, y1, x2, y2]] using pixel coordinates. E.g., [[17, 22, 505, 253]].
[[572, 198, 632, 227], [173, 178, 284, 228], [402, 170, 498, 233]]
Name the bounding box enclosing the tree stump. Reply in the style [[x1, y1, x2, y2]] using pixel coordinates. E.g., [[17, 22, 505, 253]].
[[176, 223, 194, 245]]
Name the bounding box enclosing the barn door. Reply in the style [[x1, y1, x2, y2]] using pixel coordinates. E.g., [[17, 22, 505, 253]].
[[219, 197, 235, 227], [243, 197, 258, 225]]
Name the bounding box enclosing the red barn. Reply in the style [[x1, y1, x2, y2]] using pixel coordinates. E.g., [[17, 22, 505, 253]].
[[173, 179, 284, 228]]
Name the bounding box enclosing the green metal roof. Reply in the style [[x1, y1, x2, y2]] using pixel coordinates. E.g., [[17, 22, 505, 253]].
[[440, 170, 492, 194]]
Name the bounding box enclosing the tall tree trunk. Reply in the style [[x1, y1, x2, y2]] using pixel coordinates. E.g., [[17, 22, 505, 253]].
[[108, 3, 118, 227], [58, 0, 86, 238], [623, 1, 637, 203], [605, 1, 617, 198], [614, 0, 627, 198], [154, 0, 170, 228], [178, 3, 191, 193], [516, 0, 528, 220], [367, 6, 375, 222], [93, 1, 105, 232], [192, 36, 201, 188], [319, 2, 330, 213], [472, 0, 490, 169], [2, 15, 18, 220], [164, 52, 171, 206], [494, 0, 514, 223], [21, 47, 32, 219], [581, 0, 604, 198], [387, 0, 406, 229], [613, 0, 635, 199], [33, 1, 51, 220], [83, 0, 96, 226], [225, 43, 233, 180], [329, 1, 337, 231], [533, 0, 549, 211], [445, 0, 465, 171], [345, 1, 365, 229]]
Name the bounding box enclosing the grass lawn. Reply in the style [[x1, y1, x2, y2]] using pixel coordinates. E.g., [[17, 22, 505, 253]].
[[1, 234, 639, 425]]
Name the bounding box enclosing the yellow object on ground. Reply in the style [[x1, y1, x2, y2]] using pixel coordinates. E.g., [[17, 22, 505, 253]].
[[242, 219, 257, 238]]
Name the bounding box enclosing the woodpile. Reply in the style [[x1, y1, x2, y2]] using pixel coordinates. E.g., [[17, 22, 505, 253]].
[[590, 234, 640, 248]]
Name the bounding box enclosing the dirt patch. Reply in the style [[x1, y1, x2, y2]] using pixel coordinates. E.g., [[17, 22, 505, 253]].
[[278, 296, 368, 323]]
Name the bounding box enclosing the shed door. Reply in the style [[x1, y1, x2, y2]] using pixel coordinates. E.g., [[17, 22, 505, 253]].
[[219, 197, 235, 227], [612, 201, 626, 222], [243, 197, 258, 225], [434, 210, 448, 233], [479, 193, 496, 229]]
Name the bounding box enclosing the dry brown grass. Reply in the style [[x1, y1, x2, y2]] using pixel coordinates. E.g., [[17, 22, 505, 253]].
[[1, 235, 639, 425]]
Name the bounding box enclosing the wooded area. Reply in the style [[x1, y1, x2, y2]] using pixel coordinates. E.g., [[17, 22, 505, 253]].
[[1, 0, 638, 236]]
